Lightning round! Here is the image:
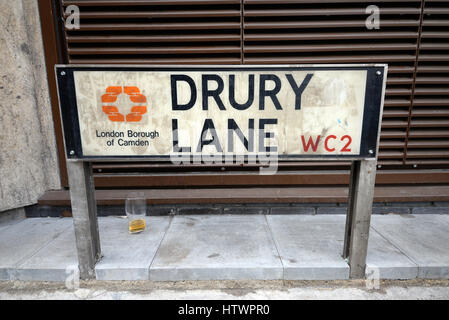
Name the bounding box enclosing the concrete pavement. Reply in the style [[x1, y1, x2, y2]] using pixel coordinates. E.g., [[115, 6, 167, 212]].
[[0, 213, 448, 282]]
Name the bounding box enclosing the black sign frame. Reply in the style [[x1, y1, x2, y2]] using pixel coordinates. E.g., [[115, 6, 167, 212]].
[[55, 65, 387, 161]]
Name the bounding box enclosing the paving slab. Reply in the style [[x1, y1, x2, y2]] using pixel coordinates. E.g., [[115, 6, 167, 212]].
[[371, 214, 449, 279], [366, 228, 418, 279], [0, 223, 11, 233], [95, 216, 171, 280], [0, 268, 9, 281], [266, 215, 349, 280], [0, 218, 73, 280], [150, 215, 283, 281], [13, 226, 78, 282], [435, 214, 449, 226]]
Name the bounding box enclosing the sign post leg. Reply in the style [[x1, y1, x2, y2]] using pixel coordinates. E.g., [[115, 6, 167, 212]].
[[67, 161, 101, 279], [343, 159, 377, 279]]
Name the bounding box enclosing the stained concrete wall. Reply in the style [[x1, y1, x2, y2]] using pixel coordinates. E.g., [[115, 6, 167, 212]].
[[0, 0, 60, 212]]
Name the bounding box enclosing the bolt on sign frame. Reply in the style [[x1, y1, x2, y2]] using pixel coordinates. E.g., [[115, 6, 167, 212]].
[[55, 64, 387, 279]]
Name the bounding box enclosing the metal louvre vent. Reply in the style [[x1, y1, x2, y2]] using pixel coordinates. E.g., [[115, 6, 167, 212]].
[[408, 0, 449, 165], [243, 0, 422, 165], [62, 0, 243, 64], [54, 0, 449, 189]]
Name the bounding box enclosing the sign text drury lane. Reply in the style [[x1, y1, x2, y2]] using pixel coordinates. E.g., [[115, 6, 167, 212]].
[[60, 66, 385, 159]]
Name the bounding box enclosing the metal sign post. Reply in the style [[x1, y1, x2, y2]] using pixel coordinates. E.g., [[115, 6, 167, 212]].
[[66, 161, 101, 279], [56, 65, 387, 280], [343, 159, 377, 278]]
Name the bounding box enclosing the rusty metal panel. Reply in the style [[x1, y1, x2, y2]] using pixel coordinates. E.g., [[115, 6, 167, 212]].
[[405, 0, 449, 166], [60, 0, 242, 65], [243, 0, 424, 166], [38, 184, 449, 206], [39, 0, 449, 193]]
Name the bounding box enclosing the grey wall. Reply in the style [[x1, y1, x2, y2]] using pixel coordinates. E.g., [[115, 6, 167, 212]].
[[0, 0, 61, 212]]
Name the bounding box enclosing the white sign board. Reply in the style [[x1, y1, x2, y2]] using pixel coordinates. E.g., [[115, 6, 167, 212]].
[[56, 65, 386, 160]]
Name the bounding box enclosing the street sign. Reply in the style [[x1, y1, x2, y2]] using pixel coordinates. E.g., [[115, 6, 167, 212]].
[[55, 64, 387, 279], [56, 65, 386, 161]]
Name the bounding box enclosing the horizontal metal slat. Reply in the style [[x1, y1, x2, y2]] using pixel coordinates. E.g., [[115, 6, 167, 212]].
[[377, 160, 405, 165], [387, 77, 413, 85], [406, 150, 449, 158], [93, 170, 354, 187], [413, 98, 449, 106], [69, 57, 242, 64], [67, 34, 241, 43], [406, 159, 449, 165], [68, 46, 241, 55], [381, 120, 409, 128], [244, 20, 420, 29], [380, 130, 407, 138], [63, 0, 240, 6], [384, 98, 412, 108], [90, 169, 449, 187], [92, 161, 352, 171], [386, 88, 412, 96], [379, 140, 406, 148], [378, 150, 404, 159], [244, 0, 422, 4], [244, 55, 416, 64], [382, 109, 410, 117], [407, 140, 449, 148], [64, 10, 241, 19], [409, 130, 449, 138], [244, 8, 421, 16], [423, 7, 449, 15], [421, 31, 449, 39], [420, 43, 449, 50], [388, 66, 416, 73], [417, 66, 449, 73], [415, 77, 449, 84], [244, 32, 418, 41], [37, 184, 449, 206], [418, 54, 449, 62], [412, 109, 449, 117], [423, 20, 449, 27], [410, 119, 449, 128], [244, 43, 417, 53], [414, 88, 449, 95], [74, 22, 241, 31]]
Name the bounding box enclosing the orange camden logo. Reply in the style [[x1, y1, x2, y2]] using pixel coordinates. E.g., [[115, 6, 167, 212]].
[[101, 86, 147, 122]]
